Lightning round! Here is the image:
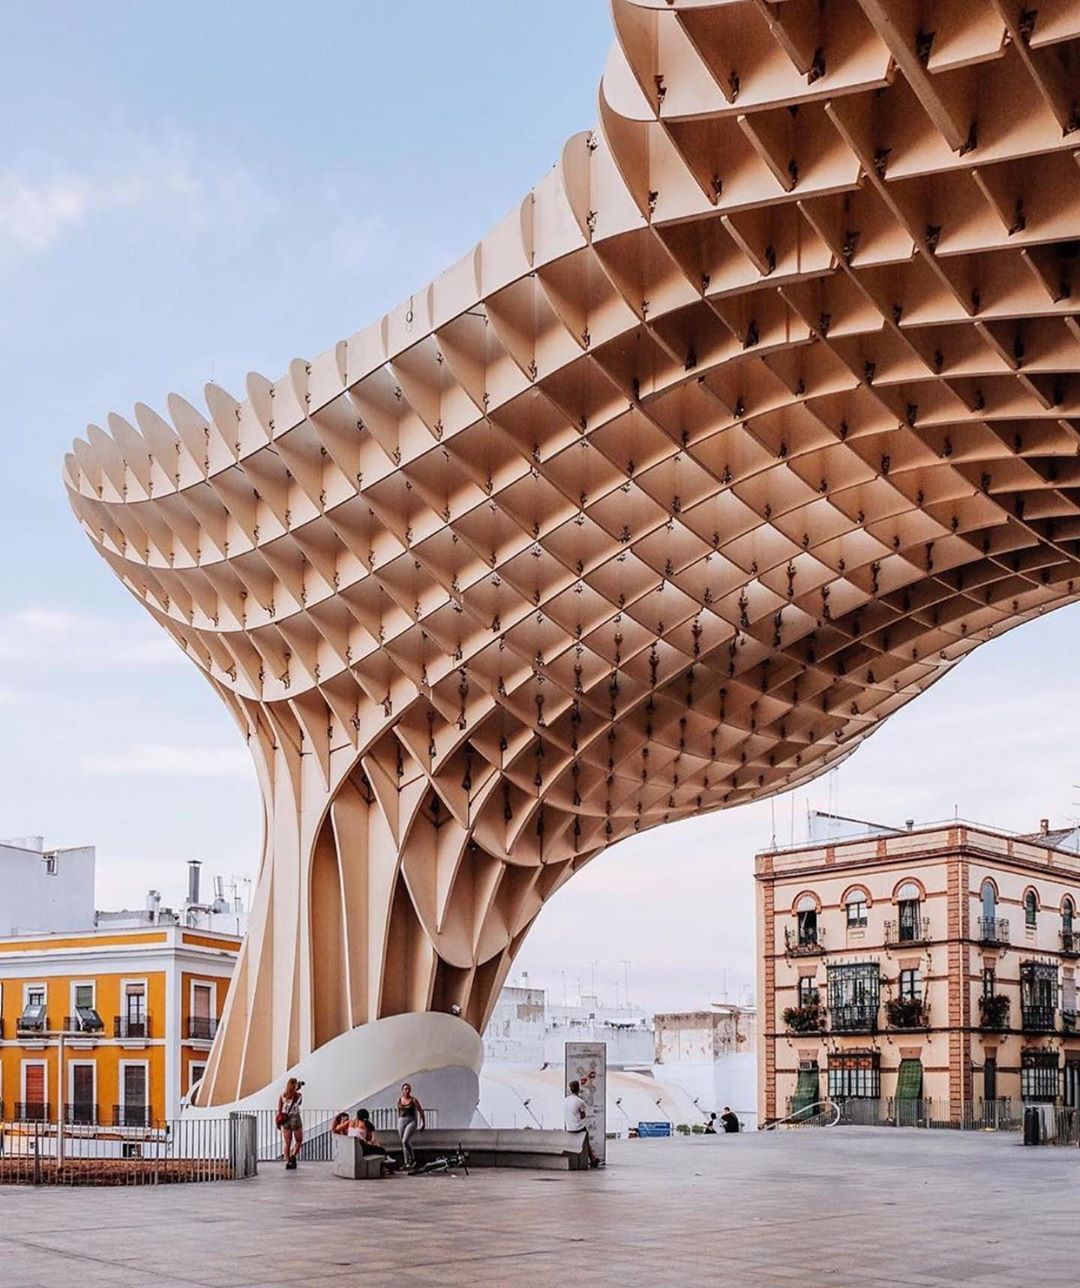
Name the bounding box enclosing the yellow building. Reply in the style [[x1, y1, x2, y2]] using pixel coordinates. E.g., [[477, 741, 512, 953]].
[[0, 838, 245, 1128], [0, 923, 241, 1126]]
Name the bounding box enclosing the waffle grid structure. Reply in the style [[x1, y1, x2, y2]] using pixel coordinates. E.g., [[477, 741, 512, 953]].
[[66, 0, 1080, 1104]]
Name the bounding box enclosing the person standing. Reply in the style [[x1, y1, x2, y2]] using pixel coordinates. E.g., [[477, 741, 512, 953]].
[[563, 1079, 599, 1167], [277, 1077, 304, 1169], [396, 1083, 425, 1171]]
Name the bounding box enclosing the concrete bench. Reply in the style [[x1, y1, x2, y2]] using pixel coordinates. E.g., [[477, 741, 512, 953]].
[[332, 1136, 388, 1179], [378, 1127, 590, 1171]]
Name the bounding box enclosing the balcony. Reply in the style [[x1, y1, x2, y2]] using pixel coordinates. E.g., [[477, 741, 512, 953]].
[[781, 1001, 826, 1033], [64, 1103, 99, 1126], [785, 926, 826, 957], [978, 993, 1010, 1029], [885, 997, 930, 1029], [187, 1016, 219, 1042], [64, 1013, 105, 1036], [113, 1104, 153, 1129], [1021, 1004, 1057, 1033], [884, 917, 931, 946], [1063, 1010, 1078, 1034], [16, 1102, 50, 1123], [977, 916, 1010, 946], [16, 1011, 48, 1037], [1061, 930, 1079, 957], [829, 1004, 878, 1033], [114, 1015, 152, 1040]]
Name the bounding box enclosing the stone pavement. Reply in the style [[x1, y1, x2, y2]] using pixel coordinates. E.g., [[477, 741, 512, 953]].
[[0, 1129, 1074, 1287]]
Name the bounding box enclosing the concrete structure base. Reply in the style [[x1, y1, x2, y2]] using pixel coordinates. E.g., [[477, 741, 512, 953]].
[[182, 1012, 483, 1127]]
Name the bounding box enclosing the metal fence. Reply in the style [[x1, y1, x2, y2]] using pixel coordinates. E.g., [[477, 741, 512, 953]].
[[787, 1097, 1023, 1131], [0, 1113, 258, 1185]]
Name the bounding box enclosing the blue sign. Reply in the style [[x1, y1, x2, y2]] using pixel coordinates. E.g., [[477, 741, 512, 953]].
[[636, 1121, 671, 1137]]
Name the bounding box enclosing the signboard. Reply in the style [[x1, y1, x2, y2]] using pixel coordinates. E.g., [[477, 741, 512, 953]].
[[636, 1121, 672, 1138], [565, 1040, 607, 1165]]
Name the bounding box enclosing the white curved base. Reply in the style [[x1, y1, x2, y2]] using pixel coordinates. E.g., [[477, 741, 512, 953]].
[[184, 1013, 483, 1128]]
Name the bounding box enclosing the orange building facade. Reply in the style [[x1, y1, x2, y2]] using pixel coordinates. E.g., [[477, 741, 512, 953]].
[[756, 821, 1080, 1125], [0, 925, 240, 1127]]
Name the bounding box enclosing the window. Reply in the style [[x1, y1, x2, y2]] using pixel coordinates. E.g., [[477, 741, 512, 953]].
[[828, 1051, 880, 1099], [1020, 960, 1058, 1030], [795, 895, 819, 945], [797, 977, 818, 1006], [898, 968, 922, 1000], [1025, 890, 1038, 928], [827, 962, 880, 1030], [70, 1063, 95, 1124], [188, 1063, 207, 1095], [791, 1062, 819, 1114], [43, 853, 58, 875], [22, 1061, 47, 1119], [26, 986, 45, 1008], [984, 1057, 997, 1102], [896, 882, 922, 941], [981, 880, 997, 921], [19, 986, 47, 1033], [71, 982, 103, 1033], [120, 983, 148, 1038], [121, 1064, 148, 1127], [982, 966, 996, 998], [1064, 898, 1075, 934], [1021, 1051, 1060, 1103], [190, 982, 215, 1040], [846, 893, 868, 927]]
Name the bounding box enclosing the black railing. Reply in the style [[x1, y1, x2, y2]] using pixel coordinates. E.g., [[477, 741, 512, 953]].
[[785, 926, 826, 955], [63, 1015, 105, 1035], [16, 1102, 50, 1122], [1062, 1010, 1078, 1033], [978, 916, 1010, 945], [885, 998, 929, 1029], [64, 1103, 99, 1126], [114, 1015, 152, 1039], [829, 1004, 878, 1033], [1021, 1005, 1057, 1032], [16, 1016, 48, 1036], [113, 1104, 153, 1128], [978, 993, 1010, 1029], [1061, 930, 1079, 956], [187, 1016, 219, 1041], [884, 917, 931, 946]]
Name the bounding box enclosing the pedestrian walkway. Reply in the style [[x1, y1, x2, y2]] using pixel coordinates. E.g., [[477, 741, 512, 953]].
[[0, 1130, 1071, 1286]]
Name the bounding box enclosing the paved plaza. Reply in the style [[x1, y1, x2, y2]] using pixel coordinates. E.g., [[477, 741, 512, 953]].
[[0, 1130, 1074, 1287]]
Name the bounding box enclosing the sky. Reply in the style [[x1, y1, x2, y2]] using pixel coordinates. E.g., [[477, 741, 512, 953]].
[[2, 1, 1079, 1017]]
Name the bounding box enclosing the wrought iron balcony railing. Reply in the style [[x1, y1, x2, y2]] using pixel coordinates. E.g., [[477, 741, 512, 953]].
[[978, 993, 1010, 1029], [829, 1004, 878, 1033], [187, 1016, 219, 1041], [113, 1015, 152, 1039], [1061, 930, 1079, 957], [884, 917, 931, 946], [64, 1102, 99, 1126], [113, 1104, 153, 1128], [15, 1102, 49, 1122], [977, 916, 1010, 946], [784, 926, 826, 956], [1021, 1004, 1057, 1032], [885, 998, 929, 1029]]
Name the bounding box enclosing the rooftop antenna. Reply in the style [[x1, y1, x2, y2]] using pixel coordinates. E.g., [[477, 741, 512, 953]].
[[770, 797, 777, 848]]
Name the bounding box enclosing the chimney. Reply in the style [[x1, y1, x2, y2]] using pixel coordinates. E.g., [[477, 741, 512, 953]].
[[187, 860, 202, 906], [1040, 818, 1050, 836], [905, 819, 915, 831], [146, 889, 161, 923]]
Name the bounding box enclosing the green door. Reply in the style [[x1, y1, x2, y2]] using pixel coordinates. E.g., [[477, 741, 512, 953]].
[[894, 1059, 923, 1125], [791, 1065, 820, 1116]]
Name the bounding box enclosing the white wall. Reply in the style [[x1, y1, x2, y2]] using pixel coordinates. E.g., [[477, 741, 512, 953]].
[[0, 840, 96, 936], [479, 1065, 702, 1132]]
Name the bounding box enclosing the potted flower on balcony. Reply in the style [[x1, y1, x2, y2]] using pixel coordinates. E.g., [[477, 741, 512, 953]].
[[886, 996, 926, 1029], [978, 993, 1009, 1029], [782, 993, 825, 1032]]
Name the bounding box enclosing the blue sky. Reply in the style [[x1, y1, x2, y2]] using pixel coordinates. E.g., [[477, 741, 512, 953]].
[[2, 2, 1079, 1013]]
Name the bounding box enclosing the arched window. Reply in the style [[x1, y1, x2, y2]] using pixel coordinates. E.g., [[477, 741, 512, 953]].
[[896, 881, 922, 942], [1024, 889, 1038, 928], [1063, 898, 1074, 951], [794, 894, 819, 946], [981, 880, 997, 922], [845, 889, 868, 928]]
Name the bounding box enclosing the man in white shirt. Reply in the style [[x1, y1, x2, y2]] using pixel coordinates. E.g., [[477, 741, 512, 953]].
[[563, 1079, 599, 1167]]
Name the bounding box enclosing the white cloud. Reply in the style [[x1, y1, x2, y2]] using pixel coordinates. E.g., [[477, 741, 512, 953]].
[[0, 131, 266, 262], [82, 743, 252, 779], [0, 604, 185, 672]]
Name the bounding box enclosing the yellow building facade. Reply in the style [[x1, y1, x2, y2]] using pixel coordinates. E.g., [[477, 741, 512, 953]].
[[0, 924, 240, 1126]]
